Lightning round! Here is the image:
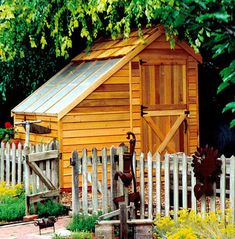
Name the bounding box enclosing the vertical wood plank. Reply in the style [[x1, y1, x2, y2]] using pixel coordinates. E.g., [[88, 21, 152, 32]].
[[148, 152, 153, 220], [182, 153, 188, 209], [230, 156, 235, 223], [220, 155, 226, 214], [156, 152, 161, 215], [0, 142, 4, 182], [164, 153, 170, 216], [72, 150, 79, 214], [173, 154, 179, 219], [102, 148, 108, 213], [140, 152, 145, 219], [110, 147, 117, 210], [17, 143, 23, 184], [6, 143, 10, 187], [82, 148, 88, 214], [92, 148, 98, 214], [11, 143, 16, 186]]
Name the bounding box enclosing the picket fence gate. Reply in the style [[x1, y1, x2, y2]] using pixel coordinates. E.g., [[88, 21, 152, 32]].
[[0, 141, 60, 215], [71, 147, 235, 221]]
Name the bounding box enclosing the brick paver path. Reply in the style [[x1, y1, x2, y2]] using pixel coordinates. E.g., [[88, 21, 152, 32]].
[[0, 216, 71, 239]]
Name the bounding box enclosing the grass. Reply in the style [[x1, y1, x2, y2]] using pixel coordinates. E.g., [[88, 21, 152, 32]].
[[67, 213, 101, 233], [53, 231, 93, 239]]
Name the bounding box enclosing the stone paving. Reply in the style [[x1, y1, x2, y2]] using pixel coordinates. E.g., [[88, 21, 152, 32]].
[[0, 216, 71, 239]]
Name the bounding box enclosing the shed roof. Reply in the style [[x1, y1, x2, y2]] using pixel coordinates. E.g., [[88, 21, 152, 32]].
[[12, 26, 202, 119]]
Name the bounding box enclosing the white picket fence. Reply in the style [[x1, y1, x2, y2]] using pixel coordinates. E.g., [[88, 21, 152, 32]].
[[0, 142, 24, 186], [71, 147, 235, 220]]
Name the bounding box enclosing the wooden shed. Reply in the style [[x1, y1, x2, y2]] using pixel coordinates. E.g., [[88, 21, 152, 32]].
[[12, 26, 202, 189]]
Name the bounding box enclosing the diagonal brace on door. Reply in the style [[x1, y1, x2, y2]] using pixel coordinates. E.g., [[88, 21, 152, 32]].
[[157, 113, 187, 154], [143, 116, 176, 153]]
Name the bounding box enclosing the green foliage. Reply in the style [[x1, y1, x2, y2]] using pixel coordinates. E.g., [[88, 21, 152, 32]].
[[71, 231, 93, 239], [0, 183, 68, 222], [0, 195, 25, 222], [35, 199, 70, 218], [67, 213, 101, 233], [154, 209, 235, 239], [0, 0, 234, 125], [52, 232, 93, 239]]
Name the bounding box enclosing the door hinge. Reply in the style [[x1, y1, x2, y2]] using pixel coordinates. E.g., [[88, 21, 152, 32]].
[[183, 119, 188, 134], [141, 105, 148, 117], [139, 59, 147, 65]]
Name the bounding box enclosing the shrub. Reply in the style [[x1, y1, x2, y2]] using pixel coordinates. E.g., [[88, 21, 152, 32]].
[[0, 182, 24, 197], [36, 200, 69, 218], [67, 213, 101, 232], [154, 209, 235, 239], [0, 195, 25, 221]]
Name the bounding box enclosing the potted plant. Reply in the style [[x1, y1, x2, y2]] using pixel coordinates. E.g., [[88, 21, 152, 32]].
[[0, 122, 20, 147]]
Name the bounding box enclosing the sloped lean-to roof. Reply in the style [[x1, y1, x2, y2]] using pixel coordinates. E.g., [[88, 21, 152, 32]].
[[12, 26, 202, 119]]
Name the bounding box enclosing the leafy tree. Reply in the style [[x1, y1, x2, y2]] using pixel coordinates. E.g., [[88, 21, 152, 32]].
[[0, 0, 234, 126]]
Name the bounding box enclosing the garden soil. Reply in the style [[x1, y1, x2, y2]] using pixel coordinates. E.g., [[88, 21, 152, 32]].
[[0, 216, 71, 239]]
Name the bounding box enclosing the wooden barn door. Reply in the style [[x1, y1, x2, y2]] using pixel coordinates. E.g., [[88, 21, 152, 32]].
[[141, 63, 188, 155]]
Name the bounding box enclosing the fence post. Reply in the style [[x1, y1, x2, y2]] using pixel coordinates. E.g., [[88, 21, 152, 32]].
[[72, 150, 79, 214]]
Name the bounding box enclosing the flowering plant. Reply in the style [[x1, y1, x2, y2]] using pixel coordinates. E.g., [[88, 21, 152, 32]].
[[0, 122, 15, 142]]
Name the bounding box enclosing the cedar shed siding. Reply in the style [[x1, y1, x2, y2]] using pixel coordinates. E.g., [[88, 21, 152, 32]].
[[12, 26, 202, 189]]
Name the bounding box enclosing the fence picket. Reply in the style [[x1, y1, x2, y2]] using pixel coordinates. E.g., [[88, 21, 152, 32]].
[[220, 155, 226, 214], [140, 152, 145, 219], [191, 164, 197, 211], [6, 143, 10, 186], [230, 156, 235, 222], [102, 148, 108, 214], [17, 143, 22, 184], [182, 153, 188, 209], [173, 154, 179, 219], [156, 153, 161, 215], [82, 148, 88, 214], [11, 143, 16, 186], [92, 148, 98, 214], [0, 142, 4, 182], [148, 152, 153, 220], [72, 150, 79, 214], [164, 153, 170, 216], [110, 146, 117, 211]]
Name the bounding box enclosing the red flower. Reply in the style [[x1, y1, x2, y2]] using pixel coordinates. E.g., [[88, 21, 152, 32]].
[[4, 122, 13, 129]]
